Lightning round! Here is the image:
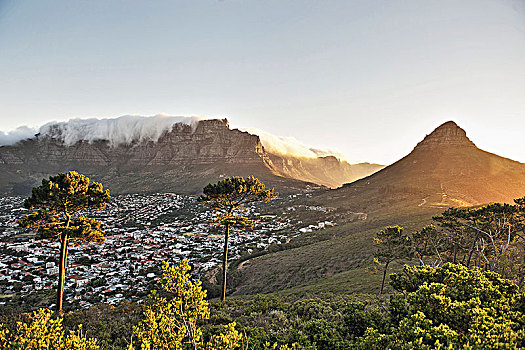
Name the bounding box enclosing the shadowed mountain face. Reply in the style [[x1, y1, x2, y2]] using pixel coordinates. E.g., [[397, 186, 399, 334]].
[[0, 119, 379, 195], [321, 121, 525, 213]]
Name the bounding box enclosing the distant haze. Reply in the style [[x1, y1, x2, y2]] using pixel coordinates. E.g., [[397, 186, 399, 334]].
[[243, 127, 349, 161]]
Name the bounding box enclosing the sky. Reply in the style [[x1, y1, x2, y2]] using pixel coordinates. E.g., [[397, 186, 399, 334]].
[[0, 0, 524, 164]]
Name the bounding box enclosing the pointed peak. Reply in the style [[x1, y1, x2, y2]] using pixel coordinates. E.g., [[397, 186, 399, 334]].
[[414, 121, 476, 150], [435, 120, 459, 128]]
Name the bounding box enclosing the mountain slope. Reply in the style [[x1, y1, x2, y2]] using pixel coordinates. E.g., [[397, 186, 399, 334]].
[[231, 121, 525, 296], [268, 154, 383, 188], [320, 121, 525, 213]]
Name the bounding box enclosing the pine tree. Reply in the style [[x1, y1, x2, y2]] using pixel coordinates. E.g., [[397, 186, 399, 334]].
[[18, 171, 110, 315], [199, 176, 277, 301]]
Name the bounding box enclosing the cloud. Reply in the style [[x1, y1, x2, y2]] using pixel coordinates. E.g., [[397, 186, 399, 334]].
[[243, 127, 348, 161], [0, 126, 38, 146], [0, 114, 204, 147]]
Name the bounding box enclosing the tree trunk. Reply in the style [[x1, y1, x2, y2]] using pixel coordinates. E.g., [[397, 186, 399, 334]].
[[221, 223, 230, 302], [521, 239, 525, 285], [380, 261, 390, 295], [465, 233, 479, 268], [56, 233, 68, 315]]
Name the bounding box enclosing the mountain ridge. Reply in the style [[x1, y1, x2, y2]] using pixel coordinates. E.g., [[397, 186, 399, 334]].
[[0, 118, 381, 195]]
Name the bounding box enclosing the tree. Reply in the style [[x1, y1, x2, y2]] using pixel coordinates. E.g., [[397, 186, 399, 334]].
[[132, 259, 242, 350], [412, 225, 444, 267], [199, 176, 277, 302], [373, 226, 412, 295], [432, 207, 470, 265], [465, 203, 521, 272], [430, 202, 524, 276], [514, 197, 525, 284], [18, 171, 110, 315]]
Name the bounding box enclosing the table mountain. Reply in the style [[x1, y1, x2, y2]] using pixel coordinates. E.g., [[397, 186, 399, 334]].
[[0, 118, 379, 195]]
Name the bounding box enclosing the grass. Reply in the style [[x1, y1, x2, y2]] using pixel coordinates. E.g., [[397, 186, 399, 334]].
[[274, 259, 409, 298], [230, 210, 439, 296]]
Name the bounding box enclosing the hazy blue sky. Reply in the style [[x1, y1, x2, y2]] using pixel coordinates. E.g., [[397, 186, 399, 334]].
[[0, 0, 524, 164]]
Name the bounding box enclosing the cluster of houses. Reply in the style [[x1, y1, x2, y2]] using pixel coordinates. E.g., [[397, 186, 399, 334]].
[[0, 193, 335, 310]]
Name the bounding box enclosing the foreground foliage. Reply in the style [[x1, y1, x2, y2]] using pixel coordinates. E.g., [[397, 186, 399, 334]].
[[2, 262, 523, 349], [0, 308, 99, 349], [131, 259, 243, 350], [355, 263, 525, 349]]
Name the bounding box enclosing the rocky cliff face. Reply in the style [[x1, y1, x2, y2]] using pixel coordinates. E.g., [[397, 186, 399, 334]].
[[268, 154, 383, 188], [0, 119, 267, 168], [0, 118, 380, 195], [414, 121, 476, 150]]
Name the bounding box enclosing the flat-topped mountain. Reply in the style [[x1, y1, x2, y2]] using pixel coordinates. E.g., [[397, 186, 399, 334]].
[[319, 121, 525, 213], [2, 119, 264, 167], [0, 118, 380, 195]]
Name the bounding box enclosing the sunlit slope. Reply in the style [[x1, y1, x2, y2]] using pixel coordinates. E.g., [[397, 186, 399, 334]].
[[231, 212, 435, 296], [318, 121, 525, 212], [232, 122, 525, 296]]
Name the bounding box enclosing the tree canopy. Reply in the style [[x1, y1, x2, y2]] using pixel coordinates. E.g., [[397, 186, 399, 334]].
[[412, 198, 525, 282], [200, 176, 278, 229], [18, 171, 110, 242]]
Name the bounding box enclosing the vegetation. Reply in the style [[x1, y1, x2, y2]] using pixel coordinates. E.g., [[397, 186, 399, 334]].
[[4, 261, 523, 349], [17, 171, 110, 315], [355, 263, 525, 349], [0, 308, 99, 349], [4, 171, 525, 348], [199, 176, 277, 301], [371, 197, 525, 293], [130, 259, 245, 350], [373, 226, 412, 294], [410, 198, 525, 282]]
